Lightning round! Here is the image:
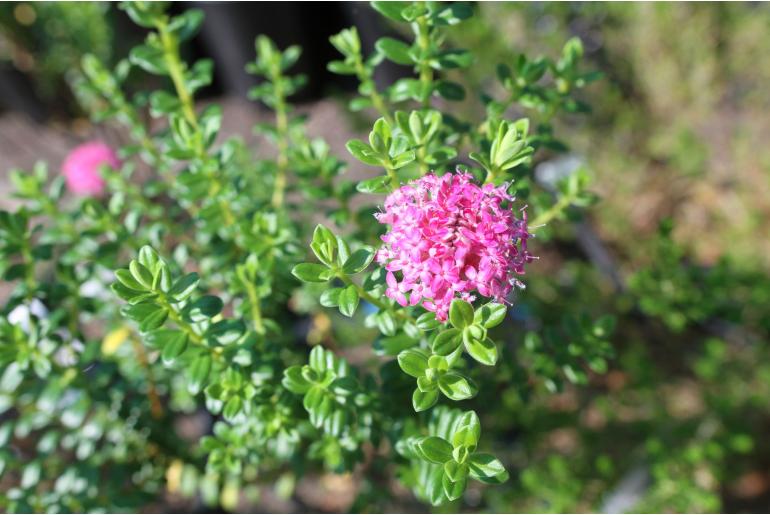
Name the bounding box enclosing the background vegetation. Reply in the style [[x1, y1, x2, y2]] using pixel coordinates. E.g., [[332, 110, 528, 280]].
[[1, 2, 769, 513]]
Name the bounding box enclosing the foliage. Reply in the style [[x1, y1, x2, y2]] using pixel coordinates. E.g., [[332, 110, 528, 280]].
[[4, 2, 768, 514], [0, 1, 114, 113]]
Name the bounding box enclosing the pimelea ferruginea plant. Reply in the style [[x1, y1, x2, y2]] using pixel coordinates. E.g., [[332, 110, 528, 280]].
[[0, 2, 613, 511]]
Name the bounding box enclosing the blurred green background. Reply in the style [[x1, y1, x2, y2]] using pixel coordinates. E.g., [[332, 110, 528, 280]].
[[1, 2, 769, 513]]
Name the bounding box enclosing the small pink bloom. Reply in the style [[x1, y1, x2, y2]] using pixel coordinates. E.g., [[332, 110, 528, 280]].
[[375, 170, 534, 321], [62, 141, 120, 196]]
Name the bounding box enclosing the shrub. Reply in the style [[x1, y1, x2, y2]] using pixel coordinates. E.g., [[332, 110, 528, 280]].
[[0, 2, 610, 511]]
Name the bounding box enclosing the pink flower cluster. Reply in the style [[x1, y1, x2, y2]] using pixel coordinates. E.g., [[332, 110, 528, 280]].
[[375, 171, 533, 321], [62, 141, 120, 197]]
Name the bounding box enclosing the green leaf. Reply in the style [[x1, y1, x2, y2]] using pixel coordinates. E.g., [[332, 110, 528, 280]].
[[139, 308, 168, 333], [282, 365, 311, 394], [438, 372, 478, 400], [169, 9, 205, 42], [0, 362, 23, 393], [110, 282, 144, 302], [444, 460, 469, 483], [593, 315, 616, 338], [291, 263, 331, 283], [370, 117, 392, 152], [416, 311, 442, 331], [442, 471, 467, 501], [417, 375, 437, 393], [169, 272, 200, 301], [452, 411, 481, 450], [122, 302, 156, 325], [329, 27, 361, 57], [342, 247, 375, 274], [356, 176, 391, 194], [138, 245, 161, 272], [326, 410, 346, 437], [374, 333, 419, 356], [434, 2, 474, 25], [452, 445, 469, 465], [188, 354, 212, 394], [156, 264, 171, 292], [223, 396, 244, 422], [121, 2, 164, 27], [463, 323, 486, 344], [468, 151, 490, 172], [328, 59, 355, 75], [426, 466, 447, 506], [397, 348, 429, 378], [338, 285, 360, 317], [449, 299, 474, 329], [428, 354, 448, 371], [311, 224, 337, 264], [281, 45, 302, 70], [115, 269, 145, 292], [145, 329, 179, 350], [464, 336, 498, 366], [390, 150, 415, 169], [474, 302, 506, 328], [21, 461, 41, 489], [330, 376, 357, 396], [562, 36, 584, 63], [434, 80, 466, 101], [129, 44, 167, 75], [336, 236, 351, 266], [375, 310, 398, 336], [308, 346, 337, 374], [375, 37, 413, 65], [319, 287, 342, 308], [206, 320, 245, 345], [468, 453, 509, 484], [188, 59, 214, 92], [161, 331, 189, 366], [433, 328, 463, 356], [370, 1, 410, 21], [185, 295, 223, 322], [346, 139, 381, 166], [303, 385, 325, 412], [389, 78, 422, 102], [417, 436, 453, 464], [149, 90, 181, 117], [490, 119, 533, 170], [413, 388, 438, 412], [200, 104, 223, 146], [129, 260, 154, 289], [435, 49, 473, 69]]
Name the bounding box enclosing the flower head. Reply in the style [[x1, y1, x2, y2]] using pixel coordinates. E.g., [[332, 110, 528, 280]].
[[62, 141, 120, 196], [375, 171, 533, 321]]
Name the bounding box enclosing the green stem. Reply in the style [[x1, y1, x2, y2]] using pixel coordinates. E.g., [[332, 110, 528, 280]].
[[417, 145, 429, 176], [416, 14, 433, 109], [157, 295, 204, 346], [530, 193, 573, 228], [131, 334, 164, 419], [242, 279, 265, 335], [483, 166, 501, 185], [157, 19, 198, 131], [155, 18, 236, 226], [370, 89, 393, 125], [384, 163, 400, 190], [271, 66, 290, 210], [353, 54, 393, 124], [20, 238, 35, 300]]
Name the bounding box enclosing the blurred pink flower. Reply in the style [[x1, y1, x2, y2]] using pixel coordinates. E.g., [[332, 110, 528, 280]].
[[375, 171, 533, 321], [62, 141, 120, 196]]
